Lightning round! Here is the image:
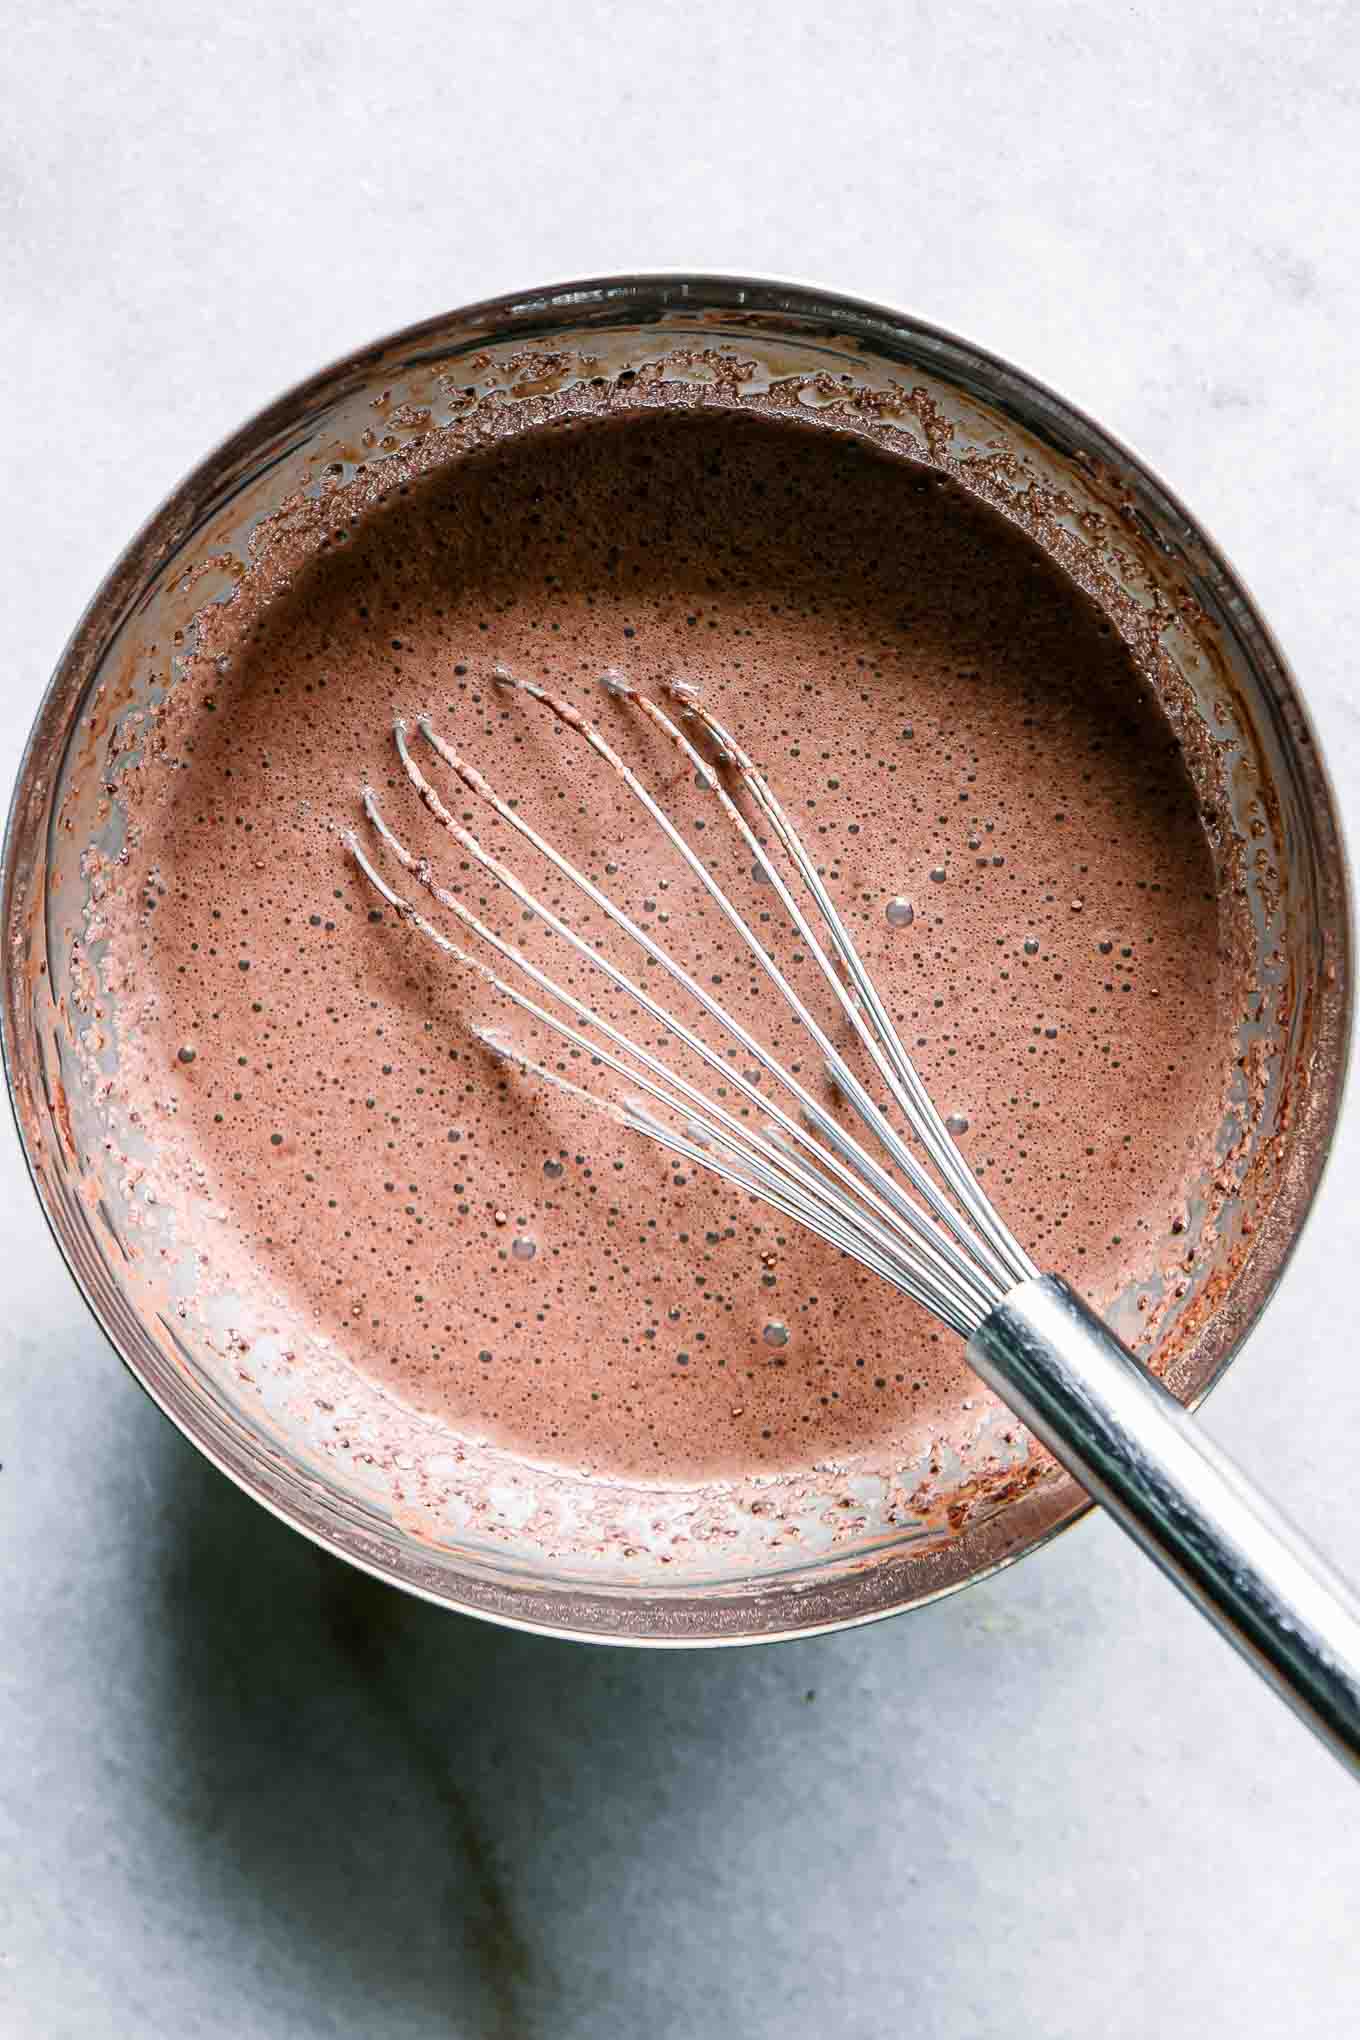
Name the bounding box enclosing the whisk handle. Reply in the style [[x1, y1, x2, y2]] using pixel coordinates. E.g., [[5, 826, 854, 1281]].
[[967, 1274, 1360, 1777]]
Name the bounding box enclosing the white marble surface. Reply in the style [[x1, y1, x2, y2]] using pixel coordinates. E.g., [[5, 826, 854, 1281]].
[[3, 3, 1360, 2034]]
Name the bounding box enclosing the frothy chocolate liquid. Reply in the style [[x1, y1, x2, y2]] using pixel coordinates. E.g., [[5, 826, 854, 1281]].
[[117, 407, 1234, 1488]]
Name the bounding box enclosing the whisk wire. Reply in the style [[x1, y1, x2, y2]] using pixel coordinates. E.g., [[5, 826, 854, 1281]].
[[613, 677, 1022, 1292], [353, 796, 992, 1330], [351, 677, 1035, 1333], [398, 710, 999, 1317], [683, 693, 1037, 1289], [459, 673, 1014, 1295]]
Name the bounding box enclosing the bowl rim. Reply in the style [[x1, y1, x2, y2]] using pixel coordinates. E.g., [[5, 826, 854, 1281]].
[[3, 269, 1352, 1644]]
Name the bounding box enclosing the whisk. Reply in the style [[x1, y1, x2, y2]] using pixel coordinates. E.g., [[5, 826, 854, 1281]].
[[348, 667, 1360, 1773]]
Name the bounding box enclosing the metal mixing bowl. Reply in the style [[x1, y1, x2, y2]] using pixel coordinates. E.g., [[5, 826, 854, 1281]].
[[3, 275, 1350, 1642]]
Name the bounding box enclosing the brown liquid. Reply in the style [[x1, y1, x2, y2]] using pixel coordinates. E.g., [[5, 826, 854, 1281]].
[[115, 408, 1233, 1484]]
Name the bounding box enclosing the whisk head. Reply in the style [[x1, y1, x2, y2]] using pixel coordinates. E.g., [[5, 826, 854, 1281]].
[[346, 670, 1036, 1339]]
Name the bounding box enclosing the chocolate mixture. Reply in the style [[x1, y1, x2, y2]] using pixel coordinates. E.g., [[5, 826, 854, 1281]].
[[108, 406, 1236, 1487]]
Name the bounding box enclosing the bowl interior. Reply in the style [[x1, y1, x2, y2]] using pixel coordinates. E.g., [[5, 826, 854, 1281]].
[[3, 277, 1350, 1641]]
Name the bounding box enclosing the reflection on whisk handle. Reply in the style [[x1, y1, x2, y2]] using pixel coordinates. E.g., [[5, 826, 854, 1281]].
[[968, 1275, 1360, 1778]]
